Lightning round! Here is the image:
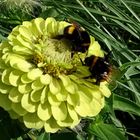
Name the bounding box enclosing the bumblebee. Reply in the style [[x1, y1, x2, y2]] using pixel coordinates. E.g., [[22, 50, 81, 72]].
[[55, 22, 90, 53], [63, 23, 90, 53], [84, 54, 112, 85]]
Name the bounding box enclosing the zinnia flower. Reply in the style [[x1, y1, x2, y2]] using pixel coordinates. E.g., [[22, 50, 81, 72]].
[[0, 17, 111, 133]]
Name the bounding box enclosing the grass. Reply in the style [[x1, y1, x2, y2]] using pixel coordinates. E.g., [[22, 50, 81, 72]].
[[0, 0, 140, 139]]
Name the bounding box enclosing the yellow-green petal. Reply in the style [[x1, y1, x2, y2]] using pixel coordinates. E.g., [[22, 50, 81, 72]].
[[2, 69, 11, 85], [51, 102, 67, 121], [23, 113, 44, 129], [40, 74, 51, 85], [11, 102, 27, 116], [22, 21, 32, 27], [21, 74, 33, 83], [8, 110, 20, 119], [57, 114, 74, 127], [100, 82, 111, 97], [59, 75, 71, 87], [65, 84, 77, 94], [67, 93, 79, 106], [58, 21, 70, 35], [78, 85, 95, 102], [49, 77, 61, 95], [44, 18, 58, 37], [9, 55, 33, 72], [88, 39, 104, 57], [56, 89, 68, 101], [18, 82, 32, 94], [19, 26, 33, 40], [40, 86, 49, 104], [16, 34, 32, 49], [75, 91, 103, 117], [33, 18, 45, 34], [21, 93, 37, 113], [0, 80, 11, 94], [37, 102, 51, 121], [0, 94, 12, 111], [13, 45, 32, 55], [31, 78, 44, 90], [30, 89, 41, 102], [89, 98, 103, 116], [67, 104, 79, 122], [44, 117, 60, 133], [9, 70, 22, 86], [27, 68, 42, 80], [9, 87, 22, 103], [48, 91, 61, 106]]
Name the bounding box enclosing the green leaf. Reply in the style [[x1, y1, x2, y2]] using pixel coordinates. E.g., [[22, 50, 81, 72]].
[[0, 34, 6, 42], [120, 61, 140, 71], [116, 81, 140, 101], [40, 8, 59, 19], [37, 132, 50, 140], [119, 0, 140, 22], [0, 107, 25, 140], [17, 137, 23, 140], [89, 122, 126, 140], [112, 19, 139, 39], [76, 134, 85, 140], [51, 132, 77, 140], [113, 94, 140, 116], [0, 25, 10, 35]]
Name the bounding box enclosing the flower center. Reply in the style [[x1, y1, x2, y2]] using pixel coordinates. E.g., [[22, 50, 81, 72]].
[[31, 37, 79, 77]]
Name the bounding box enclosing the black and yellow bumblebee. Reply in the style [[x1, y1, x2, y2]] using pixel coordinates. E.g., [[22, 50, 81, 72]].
[[84, 54, 112, 85], [55, 22, 90, 53], [63, 23, 90, 53]]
